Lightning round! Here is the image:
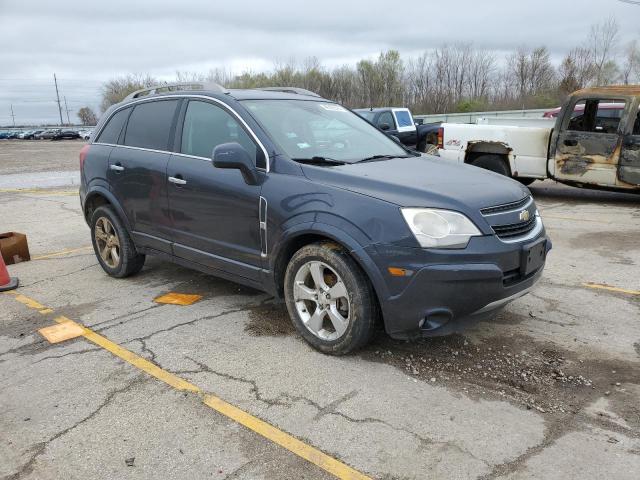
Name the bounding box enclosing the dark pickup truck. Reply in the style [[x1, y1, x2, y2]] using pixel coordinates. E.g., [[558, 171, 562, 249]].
[[354, 107, 439, 153]]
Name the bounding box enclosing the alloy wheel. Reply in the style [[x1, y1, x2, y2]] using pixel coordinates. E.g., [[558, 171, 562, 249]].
[[293, 261, 351, 341], [94, 217, 121, 268]]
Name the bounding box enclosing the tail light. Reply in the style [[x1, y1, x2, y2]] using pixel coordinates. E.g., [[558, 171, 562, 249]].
[[79, 144, 90, 171], [437, 127, 444, 149]]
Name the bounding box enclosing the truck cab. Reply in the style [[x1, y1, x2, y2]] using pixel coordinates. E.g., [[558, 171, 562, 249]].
[[549, 86, 640, 190], [354, 108, 419, 147]]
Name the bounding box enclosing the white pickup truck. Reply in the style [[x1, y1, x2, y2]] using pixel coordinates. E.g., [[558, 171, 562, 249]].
[[437, 86, 640, 193]]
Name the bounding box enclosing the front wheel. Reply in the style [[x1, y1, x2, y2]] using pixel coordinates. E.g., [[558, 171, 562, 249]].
[[284, 242, 378, 355]]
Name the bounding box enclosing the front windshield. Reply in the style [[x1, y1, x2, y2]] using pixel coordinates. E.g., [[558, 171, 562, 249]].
[[242, 100, 408, 163]]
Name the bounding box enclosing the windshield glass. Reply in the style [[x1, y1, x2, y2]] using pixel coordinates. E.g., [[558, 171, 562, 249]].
[[242, 100, 408, 163]]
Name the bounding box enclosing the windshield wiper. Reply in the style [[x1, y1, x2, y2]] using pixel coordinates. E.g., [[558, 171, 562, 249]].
[[293, 156, 346, 166], [357, 154, 411, 163]]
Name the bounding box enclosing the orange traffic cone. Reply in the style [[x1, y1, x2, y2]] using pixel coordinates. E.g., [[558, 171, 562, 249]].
[[0, 253, 18, 291]]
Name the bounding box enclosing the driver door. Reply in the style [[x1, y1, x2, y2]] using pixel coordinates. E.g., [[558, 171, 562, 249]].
[[553, 98, 626, 187]]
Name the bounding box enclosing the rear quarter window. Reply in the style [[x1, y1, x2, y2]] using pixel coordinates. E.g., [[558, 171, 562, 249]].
[[96, 107, 131, 144], [124, 100, 179, 150]]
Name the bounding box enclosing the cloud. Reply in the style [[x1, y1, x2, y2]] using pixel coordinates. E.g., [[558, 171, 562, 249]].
[[0, 0, 638, 124]]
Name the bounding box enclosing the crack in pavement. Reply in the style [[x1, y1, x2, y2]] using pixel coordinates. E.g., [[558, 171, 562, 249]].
[[4, 375, 146, 480], [20, 263, 99, 288], [90, 304, 164, 330], [118, 305, 258, 344], [32, 346, 102, 364], [175, 358, 486, 466]]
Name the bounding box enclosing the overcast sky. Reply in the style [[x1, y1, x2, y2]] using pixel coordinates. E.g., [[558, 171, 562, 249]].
[[1, 0, 638, 125]]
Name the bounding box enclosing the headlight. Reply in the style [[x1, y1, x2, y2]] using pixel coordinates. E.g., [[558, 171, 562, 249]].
[[401, 208, 482, 249]]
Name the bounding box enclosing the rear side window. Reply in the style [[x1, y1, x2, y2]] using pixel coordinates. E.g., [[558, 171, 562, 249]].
[[180, 100, 258, 165], [394, 110, 414, 128], [124, 100, 179, 150], [96, 107, 130, 144]]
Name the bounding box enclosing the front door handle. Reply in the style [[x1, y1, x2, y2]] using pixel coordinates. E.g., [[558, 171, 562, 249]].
[[168, 176, 187, 185], [109, 164, 125, 172], [563, 139, 578, 147]]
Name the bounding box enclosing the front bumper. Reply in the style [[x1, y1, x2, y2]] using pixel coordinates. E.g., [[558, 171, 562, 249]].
[[367, 232, 551, 339]]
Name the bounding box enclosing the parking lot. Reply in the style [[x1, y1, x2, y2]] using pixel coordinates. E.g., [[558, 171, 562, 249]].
[[1, 140, 639, 479]]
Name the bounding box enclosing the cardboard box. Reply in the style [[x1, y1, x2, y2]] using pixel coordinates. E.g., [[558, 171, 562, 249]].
[[0, 232, 30, 265]]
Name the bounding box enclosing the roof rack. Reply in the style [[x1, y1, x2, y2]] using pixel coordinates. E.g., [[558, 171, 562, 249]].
[[256, 87, 321, 97], [124, 82, 229, 100]]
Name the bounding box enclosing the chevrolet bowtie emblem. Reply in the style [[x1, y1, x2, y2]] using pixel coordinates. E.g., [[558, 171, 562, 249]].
[[519, 210, 530, 222]]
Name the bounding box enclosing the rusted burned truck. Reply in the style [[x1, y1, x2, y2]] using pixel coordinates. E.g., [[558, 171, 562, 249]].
[[437, 86, 640, 192]]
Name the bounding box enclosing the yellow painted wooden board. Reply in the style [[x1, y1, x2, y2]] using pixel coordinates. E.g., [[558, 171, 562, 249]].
[[39, 320, 85, 343], [154, 292, 202, 305]]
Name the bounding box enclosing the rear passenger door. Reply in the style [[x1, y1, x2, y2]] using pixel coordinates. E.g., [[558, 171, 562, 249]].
[[167, 99, 263, 281], [108, 99, 179, 253]]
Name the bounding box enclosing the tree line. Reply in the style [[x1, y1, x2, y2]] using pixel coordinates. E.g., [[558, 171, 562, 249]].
[[94, 17, 639, 119]]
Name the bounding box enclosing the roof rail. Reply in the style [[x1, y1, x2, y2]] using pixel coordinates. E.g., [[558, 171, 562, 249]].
[[124, 82, 229, 100], [257, 87, 321, 97]]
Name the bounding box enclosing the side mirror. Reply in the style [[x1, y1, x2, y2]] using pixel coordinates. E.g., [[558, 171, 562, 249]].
[[212, 142, 259, 185], [379, 123, 391, 131]]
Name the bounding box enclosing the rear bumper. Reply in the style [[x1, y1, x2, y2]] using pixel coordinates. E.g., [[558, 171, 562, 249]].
[[366, 233, 551, 339]]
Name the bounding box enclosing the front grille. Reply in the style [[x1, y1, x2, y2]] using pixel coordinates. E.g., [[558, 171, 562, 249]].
[[480, 196, 530, 215], [492, 216, 537, 239]]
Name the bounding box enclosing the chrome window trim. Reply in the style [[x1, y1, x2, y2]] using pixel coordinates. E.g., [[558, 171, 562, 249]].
[[92, 94, 270, 172]]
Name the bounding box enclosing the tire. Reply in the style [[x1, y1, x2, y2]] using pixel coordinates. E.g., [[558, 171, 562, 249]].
[[470, 154, 510, 176], [416, 140, 428, 153], [517, 177, 536, 186], [284, 241, 377, 355], [90, 205, 145, 278]]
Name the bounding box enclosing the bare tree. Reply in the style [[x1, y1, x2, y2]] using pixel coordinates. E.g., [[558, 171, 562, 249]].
[[100, 74, 156, 112], [588, 17, 619, 85], [77, 106, 97, 126], [620, 40, 640, 84], [557, 47, 596, 95]]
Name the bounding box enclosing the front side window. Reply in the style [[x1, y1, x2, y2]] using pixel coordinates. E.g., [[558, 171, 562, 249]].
[[180, 100, 258, 164], [242, 100, 407, 163], [633, 107, 640, 136], [124, 100, 179, 150], [377, 111, 395, 129], [567, 99, 626, 134], [96, 107, 130, 144]]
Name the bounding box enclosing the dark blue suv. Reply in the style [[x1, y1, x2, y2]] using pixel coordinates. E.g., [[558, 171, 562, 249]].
[[80, 83, 550, 355]]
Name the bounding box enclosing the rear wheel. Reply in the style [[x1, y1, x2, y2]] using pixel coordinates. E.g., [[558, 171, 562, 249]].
[[284, 242, 377, 355], [91, 205, 145, 278], [470, 154, 510, 176], [517, 177, 536, 186]]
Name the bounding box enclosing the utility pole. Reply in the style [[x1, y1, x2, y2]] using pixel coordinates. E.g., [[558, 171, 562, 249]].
[[64, 96, 71, 125], [10, 104, 15, 127], [53, 73, 64, 126]]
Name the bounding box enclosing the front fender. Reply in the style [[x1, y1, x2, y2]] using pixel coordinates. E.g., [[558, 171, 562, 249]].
[[268, 221, 390, 316]]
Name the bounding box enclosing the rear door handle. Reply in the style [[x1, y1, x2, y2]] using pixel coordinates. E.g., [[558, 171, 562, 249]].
[[563, 139, 578, 147], [168, 176, 187, 185], [109, 164, 124, 172]]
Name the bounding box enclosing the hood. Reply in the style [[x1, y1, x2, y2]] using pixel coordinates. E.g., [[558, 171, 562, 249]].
[[300, 155, 530, 212]]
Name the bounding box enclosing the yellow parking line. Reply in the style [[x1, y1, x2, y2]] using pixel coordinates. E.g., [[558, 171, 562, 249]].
[[0, 188, 77, 196], [583, 283, 640, 296], [6, 292, 372, 480], [32, 246, 93, 260]]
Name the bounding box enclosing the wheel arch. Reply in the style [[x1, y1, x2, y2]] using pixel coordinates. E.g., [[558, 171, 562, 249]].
[[464, 142, 513, 175], [271, 223, 388, 321], [83, 187, 131, 232]]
